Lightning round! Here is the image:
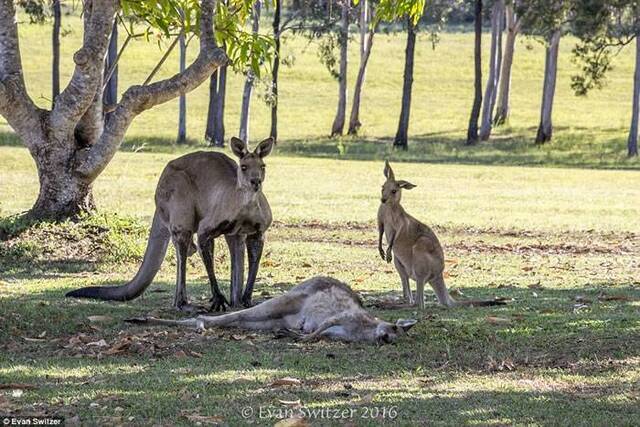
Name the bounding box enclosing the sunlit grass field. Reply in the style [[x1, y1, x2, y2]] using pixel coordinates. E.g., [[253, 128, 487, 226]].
[[0, 12, 639, 427]]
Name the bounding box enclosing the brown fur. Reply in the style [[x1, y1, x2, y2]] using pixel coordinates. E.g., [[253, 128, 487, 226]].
[[377, 161, 505, 309], [127, 276, 417, 344], [67, 137, 274, 311]]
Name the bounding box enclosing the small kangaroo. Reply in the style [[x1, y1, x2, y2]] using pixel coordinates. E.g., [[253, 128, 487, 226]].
[[67, 137, 274, 311], [127, 276, 417, 344], [377, 161, 505, 309]]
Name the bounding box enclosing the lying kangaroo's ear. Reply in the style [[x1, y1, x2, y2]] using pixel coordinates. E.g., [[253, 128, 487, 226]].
[[383, 160, 395, 180], [255, 137, 274, 158], [397, 180, 416, 190], [396, 319, 417, 332], [230, 137, 248, 158]]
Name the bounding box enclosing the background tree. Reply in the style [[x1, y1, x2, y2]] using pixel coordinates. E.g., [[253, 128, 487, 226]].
[[103, 18, 119, 110], [177, 30, 188, 144], [331, 0, 350, 137], [479, 0, 504, 141], [0, 0, 272, 220], [494, 0, 522, 126], [348, 0, 374, 135], [239, 0, 262, 142], [466, 0, 483, 145]]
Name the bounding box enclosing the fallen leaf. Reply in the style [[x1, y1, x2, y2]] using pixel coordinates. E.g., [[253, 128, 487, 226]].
[[86, 339, 108, 348], [22, 336, 46, 343], [87, 315, 113, 323], [522, 266, 534, 272], [302, 262, 312, 268], [278, 399, 301, 406], [182, 412, 224, 425], [359, 393, 374, 404], [274, 418, 309, 427], [598, 294, 633, 302], [174, 350, 187, 358], [485, 316, 512, 325], [231, 334, 247, 341], [269, 377, 302, 387], [528, 283, 544, 290]]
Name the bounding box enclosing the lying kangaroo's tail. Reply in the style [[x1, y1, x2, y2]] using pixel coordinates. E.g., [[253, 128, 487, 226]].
[[66, 211, 170, 301]]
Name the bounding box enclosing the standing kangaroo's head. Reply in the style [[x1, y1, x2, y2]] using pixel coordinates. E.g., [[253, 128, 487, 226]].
[[381, 160, 416, 205], [231, 137, 275, 192]]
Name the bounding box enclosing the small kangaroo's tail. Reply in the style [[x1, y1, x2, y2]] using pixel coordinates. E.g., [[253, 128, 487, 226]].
[[66, 211, 170, 301]]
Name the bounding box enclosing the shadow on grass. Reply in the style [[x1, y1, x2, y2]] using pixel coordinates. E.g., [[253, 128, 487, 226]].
[[1, 128, 638, 170]]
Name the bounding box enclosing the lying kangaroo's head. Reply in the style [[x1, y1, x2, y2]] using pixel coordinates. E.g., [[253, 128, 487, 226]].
[[381, 161, 416, 205], [231, 137, 275, 192], [371, 318, 417, 344]]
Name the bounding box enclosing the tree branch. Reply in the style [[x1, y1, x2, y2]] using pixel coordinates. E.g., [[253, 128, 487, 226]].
[[0, 0, 40, 143], [50, 0, 118, 141], [75, 0, 228, 180]]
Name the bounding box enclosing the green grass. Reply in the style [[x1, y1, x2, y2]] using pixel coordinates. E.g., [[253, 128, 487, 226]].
[[1, 148, 640, 425], [1, 14, 640, 426]]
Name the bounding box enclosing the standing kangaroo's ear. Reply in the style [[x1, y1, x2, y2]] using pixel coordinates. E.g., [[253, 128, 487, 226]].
[[230, 137, 248, 158], [396, 319, 417, 332], [397, 180, 416, 190], [254, 137, 274, 158], [383, 160, 395, 180]]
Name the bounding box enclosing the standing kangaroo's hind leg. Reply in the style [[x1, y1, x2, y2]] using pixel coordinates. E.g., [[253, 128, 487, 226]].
[[171, 230, 200, 312], [198, 233, 229, 312], [243, 232, 264, 307], [393, 257, 414, 305]]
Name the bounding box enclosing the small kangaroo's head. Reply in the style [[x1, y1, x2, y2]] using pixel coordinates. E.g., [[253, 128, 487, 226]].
[[381, 160, 416, 205], [371, 318, 417, 344], [230, 137, 274, 192]]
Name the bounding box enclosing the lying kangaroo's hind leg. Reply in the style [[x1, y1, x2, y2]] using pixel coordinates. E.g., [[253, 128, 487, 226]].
[[198, 233, 229, 312], [242, 233, 264, 307]]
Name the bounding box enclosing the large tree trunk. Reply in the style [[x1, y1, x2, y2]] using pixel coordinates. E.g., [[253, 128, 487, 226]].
[[494, 4, 518, 126], [479, 0, 504, 141], [52, 0, 61, 104], [269, 0, 281, 141], [393, 18, 416, 150], [628, 34, 640, 157], [239, 0, 261, 142], [177, 32, 187, 144], [0, 0, 227, 220], [103, 19, 118, 109], [330, 1, 349, 137], [535, 29, 561, 144], [348, 0, 374, 135], [205, 62, 228, 147], [467, 0, 483, 145]]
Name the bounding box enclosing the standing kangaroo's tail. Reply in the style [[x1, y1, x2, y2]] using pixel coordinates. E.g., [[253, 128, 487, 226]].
[[66, 211, 170, 301]]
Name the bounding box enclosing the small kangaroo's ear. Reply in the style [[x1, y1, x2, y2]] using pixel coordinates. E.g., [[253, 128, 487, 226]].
[[230, 137, 248, 158], [383, 160, 395, 180], [397, 180, 416, 190], [255, 137, 274, 158], [396, 319, 417, 332]]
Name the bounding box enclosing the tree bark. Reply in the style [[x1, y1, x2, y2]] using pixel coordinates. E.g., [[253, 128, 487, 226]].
[[177, 32, 187, 144], [535, 29, 561, 144], [0, 0, 228, 220], [467, 0, 483, 145], [52, 0, 61, 104], [479, 0, 504, 141], [330, 1, 349, 137], [393, 18, 416, 150], [270, 0, 281, 141], [103, 18, 118, 109], [348, 1, 374, 135], [494, 4, 519, 126], [628, 34, 640, 157], [239, 0, 261, 142]]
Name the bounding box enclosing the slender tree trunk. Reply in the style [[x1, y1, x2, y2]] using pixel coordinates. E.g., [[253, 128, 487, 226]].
[[214, 64, 227, 145], [628, 34, 640, 157], [479, 0, 504, 141], [535, 29, 561, 144], [52, 0, 61, 104], [239, 0, 261, 142], [331, 1, 349, 137], [103, 19, 118, 109], [494, 4, 518, 126], [205, 69, 218, 143], [467, 0, 483, 145], [177, 32, 187, 144], [490, 10, 503, 118], [393, 18, 416, 150], [348, 1, 374, 135], [270, 0, 281, 141]]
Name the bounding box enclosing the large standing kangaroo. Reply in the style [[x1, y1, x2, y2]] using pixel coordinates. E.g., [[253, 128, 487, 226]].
[[377, 161, 505, 309], [67, 137, 274, 311]]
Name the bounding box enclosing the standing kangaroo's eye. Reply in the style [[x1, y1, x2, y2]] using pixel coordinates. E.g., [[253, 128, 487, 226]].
[[392, 190, 397, 194], [241, 165, 248, 172], [261, 165, 266, 170]]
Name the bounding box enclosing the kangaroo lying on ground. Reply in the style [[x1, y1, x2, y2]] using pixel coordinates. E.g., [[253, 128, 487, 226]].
[[377, 161, 505, 309], [67, 137, 274, 311], [126, 276, 417, 344]]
